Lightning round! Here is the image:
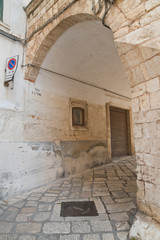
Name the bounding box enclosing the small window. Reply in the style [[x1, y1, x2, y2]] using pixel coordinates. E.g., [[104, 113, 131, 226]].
[[69, 98, 88, 130], [72, 107, 84, 126], [0, 0, 3, 22]]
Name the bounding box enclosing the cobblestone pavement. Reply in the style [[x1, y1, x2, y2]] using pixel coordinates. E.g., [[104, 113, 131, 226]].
[[0, 156, 137, 240]]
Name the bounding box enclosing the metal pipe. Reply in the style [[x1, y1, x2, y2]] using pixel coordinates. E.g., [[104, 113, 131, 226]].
[[22, 64, 131, 100], [0, 29, 24, 44]]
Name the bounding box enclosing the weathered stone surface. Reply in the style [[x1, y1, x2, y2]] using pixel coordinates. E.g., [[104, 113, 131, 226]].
[[33, 212, 50, 221], [19, 236, 36, 240], [83, 234, 100, 240], [117, 232, 128, 240], [106, 202, 136, 213], [109, 212, 129, 222], [0, 222, 13, 233], [130, 212, 160, 240], [102, 234, 114, 240], [91, 220, 112, 232], [72, 222, 90, 233], [43, 222, 70, 234], [60, 235, 80, 240], [16, 223, 42, 233]]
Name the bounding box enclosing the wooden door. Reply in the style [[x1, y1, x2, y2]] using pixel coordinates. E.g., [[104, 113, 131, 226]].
[[110, 107, 129, 157]]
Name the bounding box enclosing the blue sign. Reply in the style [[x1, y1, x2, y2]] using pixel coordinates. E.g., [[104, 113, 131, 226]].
[[8, 58, 16, 70]]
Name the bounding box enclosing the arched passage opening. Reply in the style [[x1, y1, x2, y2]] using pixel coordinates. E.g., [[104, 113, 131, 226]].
[[25, 17, 134, 176]]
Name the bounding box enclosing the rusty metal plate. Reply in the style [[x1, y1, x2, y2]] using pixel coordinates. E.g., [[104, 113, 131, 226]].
[[60, 201, 98, 217]]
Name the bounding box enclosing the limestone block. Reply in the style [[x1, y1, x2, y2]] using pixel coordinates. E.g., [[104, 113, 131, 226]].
[[145, 0, 160, 11], [137, 180, 145, 200], [145, 182, 160, 207], [146, 77, 160, 93], [133, 124, 142, 138], [143, 123, 157, 139], [140, 46, 160, 61], [139, 93, 150, 111], [123, 47, 143, 69], [114, 26, 129, 39], [130, 212, 160, 240], [114, 42, 134, 56], [131, 66, 145, 85], [117, 20, 160, 48], [151, 138, 160, 155], [140, 6, 160, 27], [132, 82, 146, 98], [105, 6, 127, 32], [132, 97, 139, 113], [139, 63, 150, 81], [150, 91, 160, 110], [118, 0, 141, 17], [145, 55, 160, 78]]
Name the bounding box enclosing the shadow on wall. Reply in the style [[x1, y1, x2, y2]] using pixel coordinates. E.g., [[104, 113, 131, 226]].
[[0, 140, 109, 199], [61, 140, 109, 175]]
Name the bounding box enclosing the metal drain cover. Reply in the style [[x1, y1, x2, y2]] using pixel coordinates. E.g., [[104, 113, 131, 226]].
[[60, 201, 98, 217]]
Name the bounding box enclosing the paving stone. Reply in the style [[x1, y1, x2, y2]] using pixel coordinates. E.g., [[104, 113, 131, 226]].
[[38, 204, 52, 211], [83, 234, 100, 240], [16, 223, 42, 233], [91, 220, 112, 232], [33, 212, 50, 221], [13, 200, 26, 208], [25, 201, 38, 207], [16, 213, 33, 222], [19, 236, 36, 240], [0, 222, 13, 233], [30, 193, 43, 197], [27, 197, 40, 201], [117, 231, 129, 240], [43, 222, 70, 234], [39, 197, 56, 202], [115, 222, 130, 231], [51, 203, 63, 222], [92, 198, 106, 214], [0, 234, 17, 240], [102, 196, 114, 204], [21, 207, 37, 213], [102, 233, 115, 240], [80, 192, 92, 198], [112, 191, 128, 199], [60, 234, 80, 240], [72, 222, 90, 233], [115, 198, 132, 203], [38, 236, 59, 240], [106, 202, 136, 213], [109, 212, 129, 222], [0, 209, 18, 221]]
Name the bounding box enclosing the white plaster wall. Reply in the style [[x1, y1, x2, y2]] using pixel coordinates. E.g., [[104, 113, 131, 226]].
[[0, 0, 27, 112]]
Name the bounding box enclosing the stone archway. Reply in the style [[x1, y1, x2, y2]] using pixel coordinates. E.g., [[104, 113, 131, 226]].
[[25, 0, 160, 238]]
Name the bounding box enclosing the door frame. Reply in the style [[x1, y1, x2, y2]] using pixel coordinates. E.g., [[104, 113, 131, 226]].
[[105, 102, 135, 159]]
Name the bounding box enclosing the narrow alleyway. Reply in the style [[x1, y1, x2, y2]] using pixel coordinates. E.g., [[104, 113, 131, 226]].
[[0, 156, 137, 240]]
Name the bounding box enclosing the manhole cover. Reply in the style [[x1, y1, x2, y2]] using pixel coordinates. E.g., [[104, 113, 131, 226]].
[[60, 201, 98, 217]]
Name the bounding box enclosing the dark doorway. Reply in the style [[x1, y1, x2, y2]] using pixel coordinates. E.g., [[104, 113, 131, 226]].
[[110, 107, 130, 157]]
